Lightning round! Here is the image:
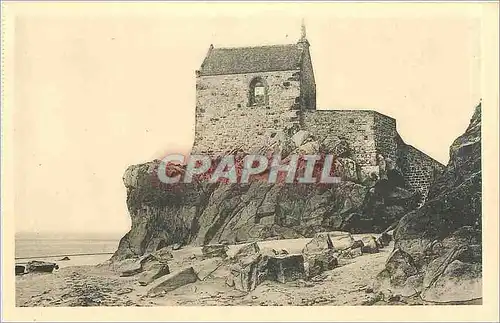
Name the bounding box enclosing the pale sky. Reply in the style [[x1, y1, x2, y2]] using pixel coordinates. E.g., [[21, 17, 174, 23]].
[[11, 3, 482, 234]]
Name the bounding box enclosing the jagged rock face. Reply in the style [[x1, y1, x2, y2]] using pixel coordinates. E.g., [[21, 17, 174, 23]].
[[375, 104, 482, 303], [113, 167, 419, 261], [113, 131, 422, 261]]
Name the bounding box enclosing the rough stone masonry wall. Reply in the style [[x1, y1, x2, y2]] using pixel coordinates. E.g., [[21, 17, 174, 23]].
[[373, 112, 398, 164], [192, 70, 302, 155], [302, 110, 377, 168], [299, 48, 316, 110], [372, 113, 445, 200], [398, 144, 446, 198]]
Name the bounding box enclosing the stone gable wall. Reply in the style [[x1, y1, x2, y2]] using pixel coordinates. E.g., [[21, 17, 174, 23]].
[[192, 70, 302, 155]]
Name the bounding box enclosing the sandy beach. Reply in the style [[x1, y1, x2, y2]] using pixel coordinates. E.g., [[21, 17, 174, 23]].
[[16, 254, 114, 269], [15, 235, 430, 307]]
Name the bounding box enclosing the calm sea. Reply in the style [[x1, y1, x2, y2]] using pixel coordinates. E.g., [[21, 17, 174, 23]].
[[15, 232, 123, 268]]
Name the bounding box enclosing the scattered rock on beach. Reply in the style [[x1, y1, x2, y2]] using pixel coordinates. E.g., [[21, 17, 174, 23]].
[[147, 267, 198, 296], [234, 242, 260, 258], [116, 287, 133, 295], [15, 234, 399, 307], [376, 232, 392, 248], [330, 232, 355, 251], [302, 232, 342, 277], [15, 264, 27, 275], [138, 263, 170, 286], [304, 249, 338, 278], [119, 258, 145, 277], [193, 257, 224, 281], [201, 244, 229, 259], [302, 232, 333, 254], [26, 261, 59, 273], [351, 240, 364, 249], [151, 248, 174, 262], [119, 251, 171, 277], [349, 247, 363, 258], [227, 245, 267, 292], [267, 254, 306, 283], [361, 236, 379, 254]]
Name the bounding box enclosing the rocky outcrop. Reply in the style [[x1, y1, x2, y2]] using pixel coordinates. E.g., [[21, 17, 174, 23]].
[[361, 236, 379, 254], [138, 263, 170, 286], [113, 129, 424, 261], [302, 232, 340, 278], [225, 242, 265, 291], [15, 265, 26, 275], [267, 254, 306, 283], [118, 247, 172, 277], [201, 244, 229, 259], [25, 261, 59, 273], [375, 103, 482, 303], [147, 267, 198, 296]]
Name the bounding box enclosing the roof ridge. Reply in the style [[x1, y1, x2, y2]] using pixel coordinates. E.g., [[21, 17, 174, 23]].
[[213, 43, 298, 50]]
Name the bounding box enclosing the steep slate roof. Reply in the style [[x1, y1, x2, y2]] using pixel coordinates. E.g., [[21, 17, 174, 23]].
[[198, 44, 304, 76]]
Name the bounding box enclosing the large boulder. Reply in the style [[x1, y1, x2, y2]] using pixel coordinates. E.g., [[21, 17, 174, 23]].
[[226, 242, 307, 290], [226, 253, 268, 292], [225, 241, 267, 292], [118, 258, 143, 277], [15, 264, 27, 275], [147, 267, 198, 296], [304, 249, 338, 278], [376, 231, 392, 248], [375, 104, 482, 303], [267, 254, 306, 283], [201, 244, 229, 259], [151, 247, 174, 262], [233, 241, 261, 258], [302, 232, 334, 254], [26, 261, 58, 273], [302, 232, 343, 277], [112, 160, 206, 260], [193, 257, 225, 281], [119, 250, 170, 278], [138, 263, 170, 286], [361, 235, 379, 254], [329, 231, 355, 251]]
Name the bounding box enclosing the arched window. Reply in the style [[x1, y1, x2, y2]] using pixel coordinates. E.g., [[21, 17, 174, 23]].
[[248, 77, 268, 106]]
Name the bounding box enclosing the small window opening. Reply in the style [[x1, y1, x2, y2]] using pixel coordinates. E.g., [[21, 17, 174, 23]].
[[254, 82, 265, 105], [249, 77, 268, 106]]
